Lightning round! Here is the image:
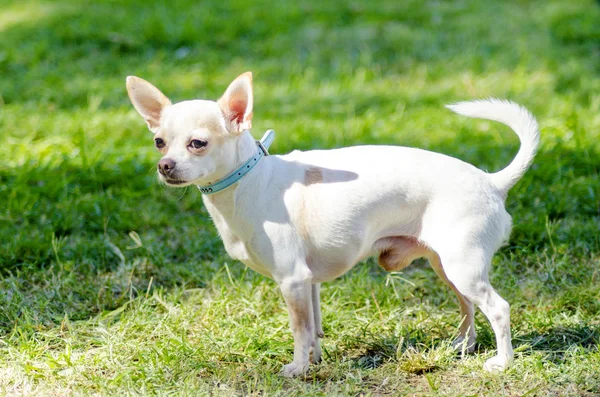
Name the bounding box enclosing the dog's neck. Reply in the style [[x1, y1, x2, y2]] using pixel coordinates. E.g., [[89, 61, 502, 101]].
[[200, 130, 273, 271], [200, 130, 260, 214], [232, 130, 260, 177], [209, 130, 258, 184]]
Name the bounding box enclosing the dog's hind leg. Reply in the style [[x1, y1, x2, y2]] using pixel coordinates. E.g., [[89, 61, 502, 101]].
[[376, 237, 477, 353], [435, 245, 513, 371], [428, 253, 476, 353]]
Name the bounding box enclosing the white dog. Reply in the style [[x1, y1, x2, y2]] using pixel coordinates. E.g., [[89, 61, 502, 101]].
[[126, 72, 539, 377]]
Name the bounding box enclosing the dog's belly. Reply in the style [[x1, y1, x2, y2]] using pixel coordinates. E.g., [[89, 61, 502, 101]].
[[305, 248, 362, 283], [303, 218, 423, 283], [307, 235, 431, 283]]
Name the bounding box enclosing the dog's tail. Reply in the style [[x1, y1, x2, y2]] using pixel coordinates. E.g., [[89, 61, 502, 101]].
[[446, 99, 540, 194]]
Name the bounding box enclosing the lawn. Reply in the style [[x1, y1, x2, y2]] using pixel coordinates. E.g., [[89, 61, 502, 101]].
[[1, 0, 600, 395]]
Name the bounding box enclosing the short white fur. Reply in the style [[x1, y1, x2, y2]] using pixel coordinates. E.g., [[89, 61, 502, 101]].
[[126, 72, 540, 377]]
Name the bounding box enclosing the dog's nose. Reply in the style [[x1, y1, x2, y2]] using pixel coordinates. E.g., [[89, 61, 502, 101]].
[[158, 158, 176, 176]]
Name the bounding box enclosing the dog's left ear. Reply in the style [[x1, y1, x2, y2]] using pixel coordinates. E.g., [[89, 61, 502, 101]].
[[126, 76, 172, 133], [218, 72, 253, 134]]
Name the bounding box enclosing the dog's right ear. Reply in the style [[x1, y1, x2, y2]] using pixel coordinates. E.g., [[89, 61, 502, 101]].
[[218, 72, 253, 135], [126, 76, 172, 133]]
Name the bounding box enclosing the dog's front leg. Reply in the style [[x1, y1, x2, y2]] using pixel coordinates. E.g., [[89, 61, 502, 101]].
[[311, 283, 323, 364], [279, 272, 314, 377]]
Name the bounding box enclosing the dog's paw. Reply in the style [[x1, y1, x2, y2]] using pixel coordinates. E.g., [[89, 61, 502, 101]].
[[483, 355, 509, 372], [310, 342, 322, 364], [281, 361, 309, 377], [452, 335, 476, 354]]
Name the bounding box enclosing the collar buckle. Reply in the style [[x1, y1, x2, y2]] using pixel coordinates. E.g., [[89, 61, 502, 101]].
[[257, 129, 275, 156], [256, 140, 270, 156]]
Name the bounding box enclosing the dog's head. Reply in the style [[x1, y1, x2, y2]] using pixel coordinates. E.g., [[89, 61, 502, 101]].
[[126, 72, 254, 187]]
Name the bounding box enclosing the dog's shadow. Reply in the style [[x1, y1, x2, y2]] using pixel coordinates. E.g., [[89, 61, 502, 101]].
[[343, 323, 599, 373], [512, 324, 599, 364]]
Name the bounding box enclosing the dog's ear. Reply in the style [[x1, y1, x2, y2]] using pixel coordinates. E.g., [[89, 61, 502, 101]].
[[218, 72, 253, 134], [126, 76, 172, 133]]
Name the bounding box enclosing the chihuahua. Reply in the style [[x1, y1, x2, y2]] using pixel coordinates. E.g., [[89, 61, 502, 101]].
[[126, 72, 539, 376]]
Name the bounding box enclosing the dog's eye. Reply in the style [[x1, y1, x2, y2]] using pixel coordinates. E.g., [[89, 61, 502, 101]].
[[155, 138, 165, 149], [190, 139, 208, 149]]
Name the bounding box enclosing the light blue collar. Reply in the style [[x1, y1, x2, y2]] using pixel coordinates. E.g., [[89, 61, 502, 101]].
[[197, 130, 275, 195]]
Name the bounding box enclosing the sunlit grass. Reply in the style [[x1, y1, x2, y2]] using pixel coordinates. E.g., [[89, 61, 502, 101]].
[[1, 0, 599, 395]]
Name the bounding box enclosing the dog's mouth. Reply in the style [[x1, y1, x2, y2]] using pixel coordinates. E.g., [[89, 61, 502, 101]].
[[163, 178, 188, 186], [158, 171, 206, 187]]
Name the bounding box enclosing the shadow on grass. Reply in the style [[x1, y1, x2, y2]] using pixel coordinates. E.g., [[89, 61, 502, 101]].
[[514, 324, 600, 364], [340, 327, 449, 373], [343, 322, 600, 374], [349, 337, 397, 370]]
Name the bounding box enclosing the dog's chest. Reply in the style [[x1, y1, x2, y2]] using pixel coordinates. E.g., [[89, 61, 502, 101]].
[[203, 195, 273, 278], [217, 222, 273, 278], [219, 227, 250, 262]]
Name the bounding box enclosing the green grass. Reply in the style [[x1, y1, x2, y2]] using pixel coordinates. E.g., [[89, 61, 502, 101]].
[[1, 0, 600, 395]]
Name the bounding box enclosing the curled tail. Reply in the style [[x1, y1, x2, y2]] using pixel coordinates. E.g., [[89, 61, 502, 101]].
[[446, 99, 540, 194]]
